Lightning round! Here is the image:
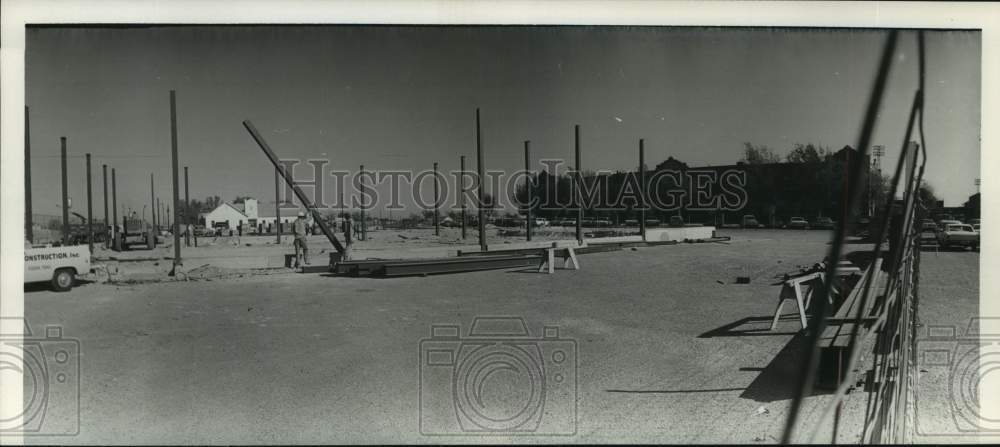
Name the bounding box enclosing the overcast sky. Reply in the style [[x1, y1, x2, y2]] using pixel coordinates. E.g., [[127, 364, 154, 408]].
[[25, 26, 980, 216]]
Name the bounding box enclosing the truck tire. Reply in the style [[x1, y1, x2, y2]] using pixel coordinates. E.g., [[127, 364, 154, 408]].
[[52, 268, 75, 292]]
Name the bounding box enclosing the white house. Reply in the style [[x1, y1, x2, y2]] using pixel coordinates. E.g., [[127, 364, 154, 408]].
[[201, 201, 253, 230]]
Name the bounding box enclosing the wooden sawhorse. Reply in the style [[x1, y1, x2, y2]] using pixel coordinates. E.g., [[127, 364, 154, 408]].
[[770, 272, 827, 330], [538, 242, 580, 274], [769, 261, 864, 330]]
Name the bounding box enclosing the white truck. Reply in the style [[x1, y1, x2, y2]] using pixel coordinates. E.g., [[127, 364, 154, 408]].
[[24, 243, 92, 291]]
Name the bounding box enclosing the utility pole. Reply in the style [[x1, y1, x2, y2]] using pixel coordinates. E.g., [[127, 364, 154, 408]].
[[476, 108, 487, 252], [169, 90, 182, 269], [25, 106, 33, 243], [524, 140, 532, 242], [86, 153, 94, 252], [60, 137, 69, 246], [433, 162, 440, 236]]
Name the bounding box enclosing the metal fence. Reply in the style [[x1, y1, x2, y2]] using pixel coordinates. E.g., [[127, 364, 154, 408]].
[[781, 30, 929, 444]]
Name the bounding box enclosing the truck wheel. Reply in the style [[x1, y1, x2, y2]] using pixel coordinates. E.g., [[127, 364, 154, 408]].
[[51, 268, 75, 292]]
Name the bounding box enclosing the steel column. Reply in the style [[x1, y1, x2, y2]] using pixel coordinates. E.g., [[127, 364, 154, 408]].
[[460, 155, 467, 240], [112, 168, 118, 247], [170, 90, 182, 267], [524, 140, 532, 241], [476, 108, 487, 252], [275, 167, 282, 242], [575, 125, 582, 245], [61, 137, 69, 245], [86, 153, 94, 252], [639, 138, 646, 240], [433, 162, 439, 236], [25, 106, 33, 243], [360, 164, 366, 241], [103, 164, 109, 248]]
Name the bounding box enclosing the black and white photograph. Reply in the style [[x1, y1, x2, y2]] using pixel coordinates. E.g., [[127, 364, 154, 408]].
[[1, 1, 997, 444]]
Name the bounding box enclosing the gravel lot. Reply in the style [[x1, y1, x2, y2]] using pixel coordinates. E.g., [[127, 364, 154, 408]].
[[21, 229, 980, 444]]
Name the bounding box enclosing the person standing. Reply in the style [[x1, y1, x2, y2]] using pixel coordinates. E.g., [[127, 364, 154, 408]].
[[293, 211, 309, 268]]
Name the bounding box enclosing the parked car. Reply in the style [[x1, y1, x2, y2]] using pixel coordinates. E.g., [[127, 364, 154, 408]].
[[668, 216, 685, 227], [969, 218, 981, 226], [937, 224, 979, 250], [741, 215, 761, 228], [786, 217, 810, 230], [534, 218, 550, 227], [938, 219, 963, 231], [920, 219, 937, 231], [24, 242, 93, 291], [972, 223, 980, 232], [813, 217, 836, 230]]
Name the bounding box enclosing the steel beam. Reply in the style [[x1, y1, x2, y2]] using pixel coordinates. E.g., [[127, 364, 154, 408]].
[[242, 119, 345, 254]]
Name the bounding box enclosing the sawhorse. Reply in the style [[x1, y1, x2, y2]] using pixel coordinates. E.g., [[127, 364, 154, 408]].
[[538, 242, 580, 274], [769, 261, 863, 330], [770, 272, 826, 330]]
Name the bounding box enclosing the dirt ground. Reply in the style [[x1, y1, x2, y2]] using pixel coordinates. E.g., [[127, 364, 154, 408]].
[[21, 229, 980, 444]]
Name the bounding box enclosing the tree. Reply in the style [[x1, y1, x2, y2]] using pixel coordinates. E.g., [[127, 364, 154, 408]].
[[786, 143, 831, 163], [740, 142, 782, 164], [204, 195, 222, 211], [917, 180, 940, 210]]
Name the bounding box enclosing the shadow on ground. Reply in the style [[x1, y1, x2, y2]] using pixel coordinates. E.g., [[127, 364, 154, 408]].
[[739, 331, 834, 402], [24, 278, 98, 293]]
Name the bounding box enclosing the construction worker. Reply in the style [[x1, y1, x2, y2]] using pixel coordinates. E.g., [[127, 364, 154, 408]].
[[293, 211, 309, 268]]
